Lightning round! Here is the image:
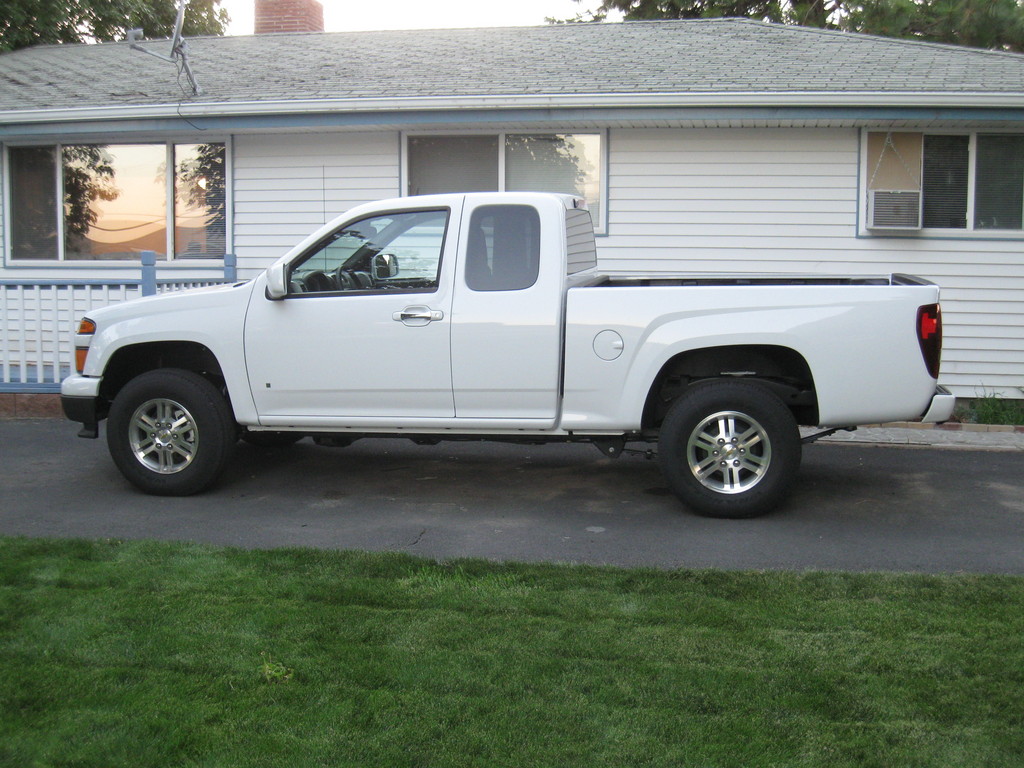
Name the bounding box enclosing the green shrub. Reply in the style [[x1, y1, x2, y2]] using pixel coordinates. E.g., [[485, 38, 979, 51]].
[[960, 391, 1024, 426]]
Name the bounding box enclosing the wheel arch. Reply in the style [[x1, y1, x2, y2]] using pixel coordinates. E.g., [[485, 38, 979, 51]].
[[99, 341, 227, 404], [641, 344, 818, 430]]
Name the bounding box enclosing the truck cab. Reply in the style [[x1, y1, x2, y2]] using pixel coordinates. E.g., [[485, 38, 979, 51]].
[[248, 193, 587, 430]]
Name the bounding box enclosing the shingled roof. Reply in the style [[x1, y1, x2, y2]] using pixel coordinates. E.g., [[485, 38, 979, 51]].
[[3, 18, 1024, 123]]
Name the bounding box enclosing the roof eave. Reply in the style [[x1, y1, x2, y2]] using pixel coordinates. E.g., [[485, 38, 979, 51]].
[[4, 91, 1024, 125]]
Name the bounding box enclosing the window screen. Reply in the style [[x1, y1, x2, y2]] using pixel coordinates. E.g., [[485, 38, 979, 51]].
[[9, 146, 58, 260], [465, 205, 541, 292], [975, 135, 1024, 230], [922, 135, 969, 229], [407, 136, 498, 196]]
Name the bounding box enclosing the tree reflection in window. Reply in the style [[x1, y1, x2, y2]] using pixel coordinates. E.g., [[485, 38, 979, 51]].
[[62, 144, 166, 260], [505, 134, 601, 223], [505, 135, 587, 196], [62, 145, 121, 258], [176, 143, 227, 258]]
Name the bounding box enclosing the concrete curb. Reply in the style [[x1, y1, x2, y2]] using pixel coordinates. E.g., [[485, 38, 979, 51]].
[[866, 420, 1024, 434], [809, 425, 1024, 451]]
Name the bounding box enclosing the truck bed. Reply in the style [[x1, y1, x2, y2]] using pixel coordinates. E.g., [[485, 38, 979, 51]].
[[562, 276, 942, 430]]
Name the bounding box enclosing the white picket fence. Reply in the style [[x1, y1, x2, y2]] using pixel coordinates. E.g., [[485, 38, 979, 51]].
[[1, 281, 136, 391], [1, 254, 237, 392]]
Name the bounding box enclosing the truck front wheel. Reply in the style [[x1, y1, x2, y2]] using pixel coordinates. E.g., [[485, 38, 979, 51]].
[[659, 380, 801, 518], [106, 369, 236, 496]]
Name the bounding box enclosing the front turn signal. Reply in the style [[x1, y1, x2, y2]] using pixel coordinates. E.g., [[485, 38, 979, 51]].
[[74, 317, 96, 373]]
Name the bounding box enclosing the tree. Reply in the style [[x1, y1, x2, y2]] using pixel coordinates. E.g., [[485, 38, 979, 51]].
[[844, 0, 1024, 51], [561, 0, 1024, 51], [0, 0, 229, 52]]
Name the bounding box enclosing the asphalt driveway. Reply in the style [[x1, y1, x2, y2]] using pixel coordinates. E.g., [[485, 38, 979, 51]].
[[1, 418, 1022, 573]]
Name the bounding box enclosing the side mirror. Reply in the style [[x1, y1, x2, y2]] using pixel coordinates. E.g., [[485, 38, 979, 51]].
[[265, 262, 288, 300], [372, 253, 399, 280]]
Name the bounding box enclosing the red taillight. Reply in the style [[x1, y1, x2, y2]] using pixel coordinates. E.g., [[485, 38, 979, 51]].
[[917, 304, 942, 379]]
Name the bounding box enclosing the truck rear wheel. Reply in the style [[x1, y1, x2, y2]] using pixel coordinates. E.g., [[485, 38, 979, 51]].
[[107, 369, 236, 496], [659, 380, 801, 518]]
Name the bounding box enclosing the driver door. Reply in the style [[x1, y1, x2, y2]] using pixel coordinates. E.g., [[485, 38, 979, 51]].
[[244, 206, 459, 424]]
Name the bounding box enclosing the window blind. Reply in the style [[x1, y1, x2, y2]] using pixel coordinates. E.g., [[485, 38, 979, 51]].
[[922, 135, 969, 229]]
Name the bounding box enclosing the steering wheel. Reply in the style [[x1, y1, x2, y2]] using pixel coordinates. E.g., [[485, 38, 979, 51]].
[[335, 270, 356, 291], [302, 270, 334, 292], [352, 271, 374, 289]]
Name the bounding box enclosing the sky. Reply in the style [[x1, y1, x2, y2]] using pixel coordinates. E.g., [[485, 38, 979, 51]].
[[218, 0, 614, 35]]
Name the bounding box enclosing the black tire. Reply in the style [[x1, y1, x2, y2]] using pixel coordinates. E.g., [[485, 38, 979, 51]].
[[106, 368, 236, 496], [658, 380, 801, 519], [241, 430, 303, 448]]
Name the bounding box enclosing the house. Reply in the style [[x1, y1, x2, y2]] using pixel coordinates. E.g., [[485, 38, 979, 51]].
[[2, 0, 1023, 408]]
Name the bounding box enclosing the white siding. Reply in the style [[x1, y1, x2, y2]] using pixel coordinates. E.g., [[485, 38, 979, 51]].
[[232, 132, 400, 277], [598, 128, 1024, 399]]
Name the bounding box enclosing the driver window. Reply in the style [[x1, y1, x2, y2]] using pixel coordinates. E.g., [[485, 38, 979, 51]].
[[288, 208, 449, 295]]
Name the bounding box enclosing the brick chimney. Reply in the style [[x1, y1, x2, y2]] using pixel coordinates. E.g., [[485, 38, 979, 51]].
[[254, 0, 324, 34]]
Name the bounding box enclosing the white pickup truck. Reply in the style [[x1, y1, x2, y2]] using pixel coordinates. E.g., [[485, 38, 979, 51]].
[[62, 192, 954, 518]]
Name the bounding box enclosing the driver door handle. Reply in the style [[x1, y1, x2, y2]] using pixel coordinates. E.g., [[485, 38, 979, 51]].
[[393, 306, 444, 326]]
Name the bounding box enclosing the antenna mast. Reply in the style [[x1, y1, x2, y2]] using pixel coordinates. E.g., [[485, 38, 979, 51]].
[[127, 0, 202, 96]]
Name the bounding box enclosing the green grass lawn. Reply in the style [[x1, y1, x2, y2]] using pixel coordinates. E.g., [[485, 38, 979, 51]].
[[1, 536, 1021, 768]]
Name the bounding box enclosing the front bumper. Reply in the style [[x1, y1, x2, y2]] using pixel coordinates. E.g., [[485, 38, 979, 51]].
[[60, 374, 105, 438], [920, 386, 956, 423]]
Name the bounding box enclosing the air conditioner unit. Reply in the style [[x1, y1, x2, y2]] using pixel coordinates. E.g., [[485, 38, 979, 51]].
[[868, 190, 922, 230]]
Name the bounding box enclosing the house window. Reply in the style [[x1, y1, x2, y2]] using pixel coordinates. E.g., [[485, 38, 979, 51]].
[[865, 131, 1024, 233], [7, 142, 226, 261], [406, 132, 604, 230]]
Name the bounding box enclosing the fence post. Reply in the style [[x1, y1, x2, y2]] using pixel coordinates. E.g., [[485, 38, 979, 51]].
[[224, 252, 237, 283], [140, 251, 157, 296]]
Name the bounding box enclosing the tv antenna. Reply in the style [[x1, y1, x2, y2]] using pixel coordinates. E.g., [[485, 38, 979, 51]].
[[127, 0, 202, 96]]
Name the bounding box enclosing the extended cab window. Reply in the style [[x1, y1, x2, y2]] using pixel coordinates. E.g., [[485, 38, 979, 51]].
[[288, 209, 448, 295], [465, 205, 540, 292]]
